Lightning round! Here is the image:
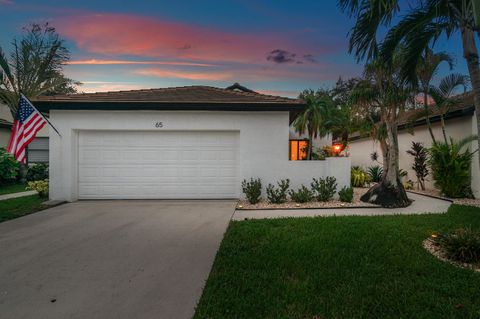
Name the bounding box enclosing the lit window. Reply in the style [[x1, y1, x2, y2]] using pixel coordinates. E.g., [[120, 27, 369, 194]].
[[290, 140, 309, 160]]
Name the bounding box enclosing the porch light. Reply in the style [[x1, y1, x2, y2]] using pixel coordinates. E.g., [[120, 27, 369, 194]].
[[332, 143, 343, 154]]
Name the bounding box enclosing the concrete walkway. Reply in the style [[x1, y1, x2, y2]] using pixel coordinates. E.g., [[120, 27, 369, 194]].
[[0, 190, 37, 201], [0, 200, 236, 319], [232, 192, 452, 220]]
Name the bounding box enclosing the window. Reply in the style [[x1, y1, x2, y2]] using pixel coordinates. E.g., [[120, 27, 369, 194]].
[[27, 137, 49, 163], [289, 140, 309, 160]]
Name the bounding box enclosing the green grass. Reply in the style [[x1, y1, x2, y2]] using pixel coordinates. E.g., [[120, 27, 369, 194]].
[[0, 183, 27, 195], [0, 195, 47, 223], [195, 205, 480, 319]]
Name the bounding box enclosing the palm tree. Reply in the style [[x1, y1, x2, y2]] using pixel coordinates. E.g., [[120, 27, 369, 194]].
[[294, 89, 332, 160], [429, 73, 469, 144], [338, 0, 480, 165], [416, 48, 454, 143], [0, 23, 78, 117]]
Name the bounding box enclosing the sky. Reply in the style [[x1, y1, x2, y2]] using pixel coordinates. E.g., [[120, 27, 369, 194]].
[[0, 0, 469, 97]]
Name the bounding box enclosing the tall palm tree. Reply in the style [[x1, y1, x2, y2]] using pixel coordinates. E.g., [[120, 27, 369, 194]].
[[338, 0, 480, 164], [416, 48, 454, 143], [294, 90, 332, 160], [349, 54, 413, 207]]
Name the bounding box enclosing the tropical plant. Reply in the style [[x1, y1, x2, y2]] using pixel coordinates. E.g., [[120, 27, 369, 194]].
[[429, 136, 477, 198], [266, 179, 290, 204], [351, 166, 370, 187], [406, 142, 429, 190], [241, 178, 262, 204], [0, 147, 19, 185], [367, 165, 383, 183], [289, 185, 314, 203], [434, 227, 480, 264], [428, 73, 469, 144], [348, 52, 413, 207], [294, 90, 334, 159], [416, 48, 454, 143], [26, 179, 49, 197], [311, 176, 337, 201], [338, 186, 354, 202], [339, 0, 480, 166]]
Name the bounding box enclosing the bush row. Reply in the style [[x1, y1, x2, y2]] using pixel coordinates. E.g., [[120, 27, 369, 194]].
[[242, 177, 354, 204], [0, 148, 49, 185]]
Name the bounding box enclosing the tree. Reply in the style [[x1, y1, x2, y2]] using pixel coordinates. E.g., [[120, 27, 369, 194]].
[[0, 23, 79, 117], [416, 48, 454, 143], [428, 73, 469, 144], [294, 89, 333, 160], [339, 0, 480, 166], [349, 54, 412, 207]]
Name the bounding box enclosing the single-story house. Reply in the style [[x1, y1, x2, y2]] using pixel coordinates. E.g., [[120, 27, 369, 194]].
[[348, 93, 479, 198], [33, 85, 349, 202], [0, 102, 49, 162]]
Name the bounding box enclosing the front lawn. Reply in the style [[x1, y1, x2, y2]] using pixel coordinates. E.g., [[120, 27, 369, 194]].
[[0, 183, 27, 195], [0, 195, 47, 223], [195, 205, 480, 319]]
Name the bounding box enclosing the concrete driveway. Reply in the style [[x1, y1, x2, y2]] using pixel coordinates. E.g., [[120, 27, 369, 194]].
[[0, 200, 236, 319]]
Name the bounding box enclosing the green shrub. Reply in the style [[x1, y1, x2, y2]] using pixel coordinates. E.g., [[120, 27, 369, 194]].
[[289, 185, 313, 203], [351, 166, 370, 187], [266, 179, 290, 204], [311, 176, 337, 202], [0, 148, 19, 185], [435, 228, 480, 264], [241, 178, 262, 204], [429, 136, 476, 198], [27, 163, 49, 181], [338, 186, 354, 202], [367, 165, 383, 183], [26, 179, 49, 198], [406, 141, 428, 190]]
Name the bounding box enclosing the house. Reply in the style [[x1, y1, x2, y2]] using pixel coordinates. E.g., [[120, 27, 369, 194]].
[[348, 93, 480, 197], [33, 85, 350, 202], [0, 102, 49, 162]]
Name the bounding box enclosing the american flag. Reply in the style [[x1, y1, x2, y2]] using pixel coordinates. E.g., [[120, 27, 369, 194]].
[[7, 95, 47, 164]]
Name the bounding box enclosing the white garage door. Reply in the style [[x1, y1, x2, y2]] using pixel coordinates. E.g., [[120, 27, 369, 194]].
[[78, 130, 240, 199]]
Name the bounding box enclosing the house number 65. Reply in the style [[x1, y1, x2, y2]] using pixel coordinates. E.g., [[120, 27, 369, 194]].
[[154, 122, 164, 128]]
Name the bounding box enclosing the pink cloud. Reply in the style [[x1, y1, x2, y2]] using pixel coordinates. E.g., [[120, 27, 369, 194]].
[[67, 59, 215, 67], [135, 68, 232, 81], [56, 13, 335, 64]]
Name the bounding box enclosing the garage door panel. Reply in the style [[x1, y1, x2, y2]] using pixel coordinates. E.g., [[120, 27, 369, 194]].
[[78, 131, 239, 199]]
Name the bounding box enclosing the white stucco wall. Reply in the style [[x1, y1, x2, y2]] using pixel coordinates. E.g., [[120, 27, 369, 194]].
[[49, 110, 350, 202], [349, 114, 479, 197], [289, 127, 332, 149]]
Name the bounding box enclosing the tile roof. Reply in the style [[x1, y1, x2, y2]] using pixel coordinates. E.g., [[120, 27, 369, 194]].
[[34, 85, 301, 104]]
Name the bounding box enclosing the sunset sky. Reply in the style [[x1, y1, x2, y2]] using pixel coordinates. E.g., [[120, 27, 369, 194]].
[[0, 0, 468, 97]]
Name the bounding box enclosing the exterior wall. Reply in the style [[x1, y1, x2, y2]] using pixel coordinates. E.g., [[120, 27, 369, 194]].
[[349, 114, 479, 197], [50, 110, 350, 202], [0, 127, 10, 147]]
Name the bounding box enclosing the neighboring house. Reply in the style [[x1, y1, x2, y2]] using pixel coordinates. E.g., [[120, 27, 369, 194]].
[[33, 85, 350, 202], [0, 102, 49, 162], [348, 93, 479, 198]]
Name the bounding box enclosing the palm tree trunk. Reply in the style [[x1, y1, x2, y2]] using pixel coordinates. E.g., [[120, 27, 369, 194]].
[[423, 91, 436, 143], [461, 26, 480, 166], [307, 133, 313, 160], [360, 120, 411, 207], [440, 114, 449, 145]]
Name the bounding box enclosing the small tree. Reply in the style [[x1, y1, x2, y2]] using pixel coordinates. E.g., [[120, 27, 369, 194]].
[[406, 142, 428, 190]]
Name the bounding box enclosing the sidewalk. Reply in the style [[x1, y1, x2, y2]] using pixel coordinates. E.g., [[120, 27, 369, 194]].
[[232, 192, 452, 220], [0, 191, 38, 201]]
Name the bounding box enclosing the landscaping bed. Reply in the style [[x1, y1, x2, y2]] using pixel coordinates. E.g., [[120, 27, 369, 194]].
[[237, 187, 378, 209], [195, 204, 480, 318]]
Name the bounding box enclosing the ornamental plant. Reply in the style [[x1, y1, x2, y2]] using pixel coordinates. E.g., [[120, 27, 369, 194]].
[[289, 185, 313, 203], [27, 163, 49, 181], [311, 176, 337, 202], [27, 179, 49, 197], [351, 166, 370, 187], [241, 178, 262, 204], [266, 179, 290, 204], [434, 228, 480, 264], [338, 186, 354, 203], [406, 142, 428, 190], [0, 147, 19, 185]]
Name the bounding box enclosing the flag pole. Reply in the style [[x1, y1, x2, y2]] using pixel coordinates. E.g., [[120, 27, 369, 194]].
[[21, 93, 62, 137]]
